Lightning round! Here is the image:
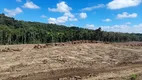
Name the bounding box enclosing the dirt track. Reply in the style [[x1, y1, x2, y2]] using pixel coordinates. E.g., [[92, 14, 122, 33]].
[[0, 42, 142, 80], [6, 63, 142, 80]]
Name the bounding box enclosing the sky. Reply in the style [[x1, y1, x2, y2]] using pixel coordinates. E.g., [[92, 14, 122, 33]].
[[0, 0, 142, 33]]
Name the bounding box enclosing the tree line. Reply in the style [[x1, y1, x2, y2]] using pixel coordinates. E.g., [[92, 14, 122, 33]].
[[0, 13, 142, 45]]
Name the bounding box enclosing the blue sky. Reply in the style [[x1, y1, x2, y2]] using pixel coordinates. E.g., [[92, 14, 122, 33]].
[[0, 0, 142, 33]]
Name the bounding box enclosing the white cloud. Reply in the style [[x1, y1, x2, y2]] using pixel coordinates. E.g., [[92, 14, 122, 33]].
[[4, 7, 23, 17], [86, 24, 96, 30], [48, 18, 57, 24], [41, 15, 47, 18], [117, 12, 138, 19], [48, 12, 78, 24], [23, 1, 40, 9], [102, 18, 112, 22], [48, 15, 68, 24], [64, 12, 74, 18], [48, 1, 72, 13], [48, 1, 77, 24], [69, 18, 78, 21], [125, 22, 131, 25], [64, 12, 78, 21], [16, 0, 22, 2], [56, 16, 68, 23], [101, 23, 142, 33], [79, 12, 87, 19], [68, 24, 75, 27], [82, 4, 105, 11], [107, 0, 142, 9]]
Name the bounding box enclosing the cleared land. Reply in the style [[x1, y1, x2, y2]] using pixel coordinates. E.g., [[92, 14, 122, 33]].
[[0, 42, 142, 80]]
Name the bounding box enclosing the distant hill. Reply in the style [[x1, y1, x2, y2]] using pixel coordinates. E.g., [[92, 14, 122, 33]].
[[0, 13, 142, 45]]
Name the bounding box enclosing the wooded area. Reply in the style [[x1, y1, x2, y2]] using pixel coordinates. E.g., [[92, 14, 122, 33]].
[[0, 13, 142, 45]]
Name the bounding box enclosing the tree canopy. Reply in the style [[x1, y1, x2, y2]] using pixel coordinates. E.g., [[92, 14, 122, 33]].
[[0, 13, 142, 45]]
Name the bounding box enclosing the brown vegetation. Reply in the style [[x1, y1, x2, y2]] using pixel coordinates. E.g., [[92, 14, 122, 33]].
[[33, 40, 98, 49], [0, 47, 22, 52]]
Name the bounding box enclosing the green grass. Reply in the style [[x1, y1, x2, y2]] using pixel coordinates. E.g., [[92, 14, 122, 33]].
[[130, 74, 137, 80]]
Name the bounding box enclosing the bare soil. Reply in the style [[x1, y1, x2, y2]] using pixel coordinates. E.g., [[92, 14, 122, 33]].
[[0, 42, 142, 80]]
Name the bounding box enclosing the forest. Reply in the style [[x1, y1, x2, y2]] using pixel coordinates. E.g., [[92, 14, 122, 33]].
[[0, 13, 142, 45]]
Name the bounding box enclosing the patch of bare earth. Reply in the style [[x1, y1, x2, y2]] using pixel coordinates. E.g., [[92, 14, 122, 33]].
[[0, 42, 142, 80]]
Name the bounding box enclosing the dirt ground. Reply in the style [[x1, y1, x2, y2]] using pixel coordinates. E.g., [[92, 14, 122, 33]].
[[0, 42, 142, 80]]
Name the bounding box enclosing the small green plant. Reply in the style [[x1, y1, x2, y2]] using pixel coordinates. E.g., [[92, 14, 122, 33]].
[[130, 74, 137, 80]]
